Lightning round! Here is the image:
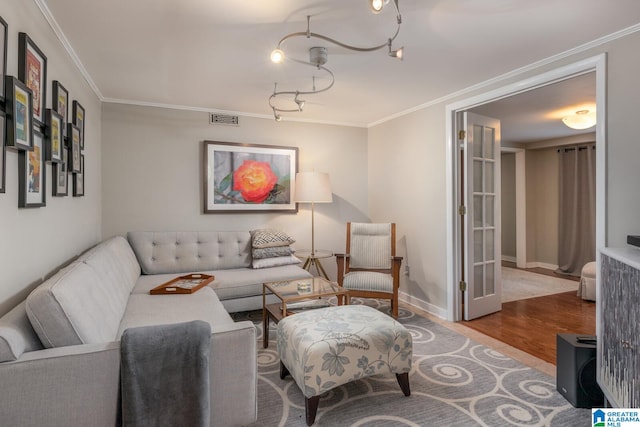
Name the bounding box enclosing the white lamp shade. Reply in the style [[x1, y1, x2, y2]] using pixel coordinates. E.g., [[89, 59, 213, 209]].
[[294, 172, 333, 203]]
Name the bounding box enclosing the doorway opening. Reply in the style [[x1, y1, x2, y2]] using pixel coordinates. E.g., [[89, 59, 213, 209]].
[[445, 54, 607, 322]]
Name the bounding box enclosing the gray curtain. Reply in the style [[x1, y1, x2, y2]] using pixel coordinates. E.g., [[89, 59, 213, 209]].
[[557, 144, 596, 276]]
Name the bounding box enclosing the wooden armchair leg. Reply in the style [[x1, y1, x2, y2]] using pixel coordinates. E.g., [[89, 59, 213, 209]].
[[391, 299, 399, 319]]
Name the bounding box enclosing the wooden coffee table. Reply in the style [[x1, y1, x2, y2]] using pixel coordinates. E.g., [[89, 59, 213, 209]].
[[262, 277, 350, 348]]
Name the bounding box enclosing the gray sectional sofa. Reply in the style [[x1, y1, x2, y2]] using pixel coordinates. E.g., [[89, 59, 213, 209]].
[[0, 231, 312, 426]]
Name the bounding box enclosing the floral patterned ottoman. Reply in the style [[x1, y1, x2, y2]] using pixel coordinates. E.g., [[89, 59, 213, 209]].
[[276, 305, 412, 425]]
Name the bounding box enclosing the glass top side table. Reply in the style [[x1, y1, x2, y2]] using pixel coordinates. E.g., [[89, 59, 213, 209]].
[[294, 249, 333, 280]]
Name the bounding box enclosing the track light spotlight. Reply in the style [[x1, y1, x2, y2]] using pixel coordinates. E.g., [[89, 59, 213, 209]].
[[389, 46, 404, 60], [270, 48, 285, 63], [370, 0, 386, 13]]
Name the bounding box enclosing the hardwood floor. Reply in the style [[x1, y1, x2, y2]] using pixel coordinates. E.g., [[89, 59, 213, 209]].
[[463, 276, 595, 365]]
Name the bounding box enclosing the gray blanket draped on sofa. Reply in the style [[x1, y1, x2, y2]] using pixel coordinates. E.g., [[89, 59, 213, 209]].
[[120, 320, 212, 427]]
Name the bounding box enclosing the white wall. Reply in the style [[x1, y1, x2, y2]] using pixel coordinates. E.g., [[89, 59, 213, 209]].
[[0, 0, 102, 315], [101, 104, 368, 280], [368, 29, 640, 315], [525, 147, 559, 267], [368, 108, 449, 312], [501, 152, 516, 259]]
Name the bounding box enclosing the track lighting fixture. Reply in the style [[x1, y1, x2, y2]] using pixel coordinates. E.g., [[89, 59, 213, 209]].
[[269, 0, 403, 121], [370, 0, 390, 14]]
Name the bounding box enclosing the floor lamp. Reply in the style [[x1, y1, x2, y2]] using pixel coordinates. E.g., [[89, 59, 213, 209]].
[[294, 171, 333, 279]]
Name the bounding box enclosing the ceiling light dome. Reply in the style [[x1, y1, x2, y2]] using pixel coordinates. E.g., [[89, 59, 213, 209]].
[[562, 109, 596, 130]]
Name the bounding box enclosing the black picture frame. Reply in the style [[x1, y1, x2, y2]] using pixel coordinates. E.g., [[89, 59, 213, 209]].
[[0, 111, 5, 193], [0, 16, 7, 103], [18, 33, 47, 129], [52, 146, 68, 197], [72, 100, 85, 149], [18, 129, 46, 208], [5, 75, 33, 151], [45, 109, 63, 163], [67, 123, 81, 173], [73, 154, 84, 197], [52, 81, 68, 136]]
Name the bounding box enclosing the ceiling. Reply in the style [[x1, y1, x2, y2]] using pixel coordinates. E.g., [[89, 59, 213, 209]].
[[471, 72, 597, 144], [40, 0, 640, 130]]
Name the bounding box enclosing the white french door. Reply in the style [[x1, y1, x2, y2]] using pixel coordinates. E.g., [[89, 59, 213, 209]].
[[462, 112, 502, 320]]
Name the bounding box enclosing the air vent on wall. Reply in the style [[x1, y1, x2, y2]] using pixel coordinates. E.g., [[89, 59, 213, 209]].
[[209, 113, 239, 126]]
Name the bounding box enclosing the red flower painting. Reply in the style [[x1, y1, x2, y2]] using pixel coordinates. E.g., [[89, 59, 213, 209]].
[[232, 160, 278, 203]]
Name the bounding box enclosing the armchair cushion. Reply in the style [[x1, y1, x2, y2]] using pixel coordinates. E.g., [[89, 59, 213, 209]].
[[349, 223, 392, 269], [343, 271, 394, 293]]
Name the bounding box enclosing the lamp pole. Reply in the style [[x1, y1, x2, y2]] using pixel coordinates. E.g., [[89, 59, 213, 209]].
[[311, 200, 316, 256]]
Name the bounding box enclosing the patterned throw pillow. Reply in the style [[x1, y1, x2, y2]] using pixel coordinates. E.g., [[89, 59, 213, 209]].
[[252, 255, 301, 269], [251, 229, 296, 248], [252, 246, 293, 259]]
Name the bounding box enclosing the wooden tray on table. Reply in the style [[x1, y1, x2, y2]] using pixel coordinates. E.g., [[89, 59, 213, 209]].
[[150, 273, 214, 295]]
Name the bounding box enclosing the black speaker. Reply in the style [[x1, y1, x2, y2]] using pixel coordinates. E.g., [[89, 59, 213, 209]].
[[556, 333, 604, 408]]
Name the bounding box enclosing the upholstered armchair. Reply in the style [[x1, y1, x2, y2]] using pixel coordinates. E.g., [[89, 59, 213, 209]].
[[335, 222, 403, 318]]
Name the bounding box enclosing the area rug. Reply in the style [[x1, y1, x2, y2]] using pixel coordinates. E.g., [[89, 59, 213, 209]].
[[234, 300, 590, 426], [502, 267, 579, 303]]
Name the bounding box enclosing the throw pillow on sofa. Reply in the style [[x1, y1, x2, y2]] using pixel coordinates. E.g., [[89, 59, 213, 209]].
[[252, 246, 293, 259], [252, 255, 302, 269], [250, 229, 295, 248]]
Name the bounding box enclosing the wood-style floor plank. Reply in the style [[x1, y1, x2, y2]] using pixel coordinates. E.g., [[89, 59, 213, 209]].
[[463, 291, 595, 364]]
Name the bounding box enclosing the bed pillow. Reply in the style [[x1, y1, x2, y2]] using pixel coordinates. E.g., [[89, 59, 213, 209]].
[[251, 229, 295, 248], [252, 255, 301, 269]]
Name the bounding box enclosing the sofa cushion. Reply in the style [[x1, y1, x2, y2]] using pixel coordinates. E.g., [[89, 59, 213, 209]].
[[26, 263, 115, 347], [26, 237, 141, 348], [83, 236, 141, 297], [117, 287, 234, 338], [0, 301, 44, 362], [128, 231, 252, 274]]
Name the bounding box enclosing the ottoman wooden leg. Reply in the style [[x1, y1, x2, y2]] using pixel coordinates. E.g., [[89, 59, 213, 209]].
[[305, 395, 320, 426], [396, 372, 411, 396], [280, 361, 290, 380]]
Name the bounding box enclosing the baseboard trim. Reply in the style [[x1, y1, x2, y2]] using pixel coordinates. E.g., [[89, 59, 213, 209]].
[[399, 291, 447, 320], [524, 262, 559, 271], [502, 255, 517, 263]]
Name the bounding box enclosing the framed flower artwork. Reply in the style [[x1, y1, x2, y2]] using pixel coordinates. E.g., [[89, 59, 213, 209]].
[[18, 129, 46, 208], [52, 146, 68, 197], [5, 75, 33, 151], [45, 108, 63, 163], [0, 111, 5, 193], [72, 100, 85, 149], [18, 32, 47, 129], [203, 141, 298, 213], [67, 123, 81, 173], [0, 16, 7, 103], [73, 154, 84, 197], [52, 81, 68, 136]]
